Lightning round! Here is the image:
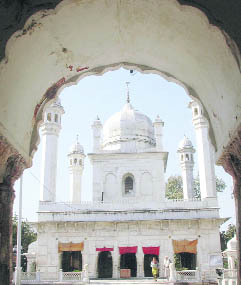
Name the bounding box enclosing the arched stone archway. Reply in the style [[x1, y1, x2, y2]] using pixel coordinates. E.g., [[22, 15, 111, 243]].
[[0, 0, 240, 283]]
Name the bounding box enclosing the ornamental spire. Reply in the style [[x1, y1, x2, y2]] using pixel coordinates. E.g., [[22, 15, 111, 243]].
[[126, 82, 130, 103]]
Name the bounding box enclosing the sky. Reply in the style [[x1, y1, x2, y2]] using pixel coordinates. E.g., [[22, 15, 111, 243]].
[[13, 68, 235, 230]]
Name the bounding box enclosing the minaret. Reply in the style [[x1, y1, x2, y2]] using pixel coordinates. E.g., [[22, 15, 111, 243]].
[[40, 98, 64, 201], [177, 136, 195, 200], [189, 101, 216, 198], [68, 136, 85, 203], [153, 115, 164, 151], [91, 116, 102, 152]]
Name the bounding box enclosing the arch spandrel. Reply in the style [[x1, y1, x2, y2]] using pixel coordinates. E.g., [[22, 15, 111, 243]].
[[0, 0, 240, 166]]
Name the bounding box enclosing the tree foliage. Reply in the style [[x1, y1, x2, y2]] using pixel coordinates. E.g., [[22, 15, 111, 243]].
[[165, 176, 183, 199], [12, 214, 37, 272], [166, 174, 226, 199], [193, 175, 226, 198], [220, 224, 236, 251]]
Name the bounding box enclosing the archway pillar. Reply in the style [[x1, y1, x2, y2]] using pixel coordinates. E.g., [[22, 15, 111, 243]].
[[136, 250, 144, 278], [0, 136, 27, 285], [112, 249, 119, 278], [221, 125, 241, 284]]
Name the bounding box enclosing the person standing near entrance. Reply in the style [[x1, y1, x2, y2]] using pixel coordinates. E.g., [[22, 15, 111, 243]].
[[163, 256, 171, 279], [150, 257, 159, 281]]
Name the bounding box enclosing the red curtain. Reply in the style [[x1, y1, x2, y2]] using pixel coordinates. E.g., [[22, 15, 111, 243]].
[[96, 247, 114, 252], [119, 246, 138, 255], [142, 246, 160, 256]]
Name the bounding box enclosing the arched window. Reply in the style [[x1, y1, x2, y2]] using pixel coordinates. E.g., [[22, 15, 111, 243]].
[[181, 154, 184, 161], [54, 114, 58, 123], [185, 154, 189, 160], [79, 159, 82, 166], [125, 176, 134, 194], [47, 113, 51, 121], [74, 158, 77, 165], [191, 154, 193, 161]]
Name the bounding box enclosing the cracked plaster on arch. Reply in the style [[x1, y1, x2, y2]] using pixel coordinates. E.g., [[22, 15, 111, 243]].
[[29, 62, 217, 161], [1, 0, 240, 70]]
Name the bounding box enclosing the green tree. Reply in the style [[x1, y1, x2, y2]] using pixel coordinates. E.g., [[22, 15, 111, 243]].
[[165, 175, 183, 199], [220, 224, 236, 251], [166, 175, 226, 199], [12, 214, 37, 272], [193, 175, 226, 198]]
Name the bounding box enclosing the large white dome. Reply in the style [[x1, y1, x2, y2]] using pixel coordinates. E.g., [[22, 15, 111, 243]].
[[102, 102, 155, 152]]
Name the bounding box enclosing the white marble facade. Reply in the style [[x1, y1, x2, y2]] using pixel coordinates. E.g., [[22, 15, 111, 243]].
[[28, 96, 224, 278], [35, 219, 223, 278]]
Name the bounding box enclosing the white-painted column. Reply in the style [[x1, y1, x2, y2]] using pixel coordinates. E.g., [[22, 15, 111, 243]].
[[189, 101, 216, 198], [153, 115, 164, 151], [228, 255, 236, 270], [69, 167, 83, 203], [111, 237, 120, 278], [40, 131, 60, 201], [40, 100, 64, 202], [136, 247, 144, 277], [92, 117, 102, 152], [68, 139, 85, 203], [58, 253, 62, 270], [178, 137, 195, 200]]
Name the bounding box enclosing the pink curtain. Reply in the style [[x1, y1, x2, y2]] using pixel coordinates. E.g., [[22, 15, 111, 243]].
[[142, 246, 160, 255], [96, 247, 114, 252], [119, 246, 138, 254]]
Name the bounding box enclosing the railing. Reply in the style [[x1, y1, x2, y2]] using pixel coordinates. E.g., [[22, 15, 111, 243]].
[[201, 269, 237, 281], [15, 268, 88, 284], [63, 271, 82, 281], [20, 272, 39, 283], [38, 197, 217, 213], [39, 271, 58, 281], [201, 270, 218, 281], [223, 269, 237, 279], [176, 270, 200, 281]]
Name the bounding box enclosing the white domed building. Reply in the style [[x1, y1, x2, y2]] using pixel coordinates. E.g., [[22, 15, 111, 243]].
[[28, 97, 225, 281]]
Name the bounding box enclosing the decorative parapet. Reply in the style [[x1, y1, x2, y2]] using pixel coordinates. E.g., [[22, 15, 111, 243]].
[[37, 198, 221, 222]]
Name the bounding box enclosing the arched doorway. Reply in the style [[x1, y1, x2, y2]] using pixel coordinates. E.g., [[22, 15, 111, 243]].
[[144, 254, 159, 277], [62, 251, 82, 272], [175, 252, 196, 270], [120, 253, 137, 277], [97, 251, 113, 278]]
